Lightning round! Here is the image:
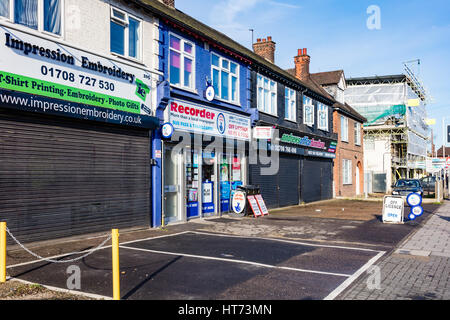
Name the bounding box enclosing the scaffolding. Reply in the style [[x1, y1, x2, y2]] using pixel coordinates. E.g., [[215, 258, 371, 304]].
[[345, 62, 431, 188]]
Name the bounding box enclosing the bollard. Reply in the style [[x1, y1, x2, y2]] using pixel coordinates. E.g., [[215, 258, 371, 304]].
[[0, 222, 6, 283], [112, 229, 120, 300]]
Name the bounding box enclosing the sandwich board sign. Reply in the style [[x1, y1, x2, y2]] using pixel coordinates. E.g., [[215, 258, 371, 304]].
[[255, 194, 269, 216], [382, 196, 404, 224], [247, 196, 262, 218]]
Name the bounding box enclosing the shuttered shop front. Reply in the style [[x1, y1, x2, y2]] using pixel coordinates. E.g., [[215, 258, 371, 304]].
[[250, 154, 300, 209], [301, 157, 333, 203], [0, 110, 151, 243]]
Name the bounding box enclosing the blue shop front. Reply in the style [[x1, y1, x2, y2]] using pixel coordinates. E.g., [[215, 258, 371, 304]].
[[153, 20, 256, 226]]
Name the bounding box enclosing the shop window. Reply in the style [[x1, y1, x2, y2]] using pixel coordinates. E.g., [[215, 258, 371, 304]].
[[318, 103, 329, 131], [1, 0, 62, 36], [169, 33, 195, 90], [284, 87, 296, 122], [303, 96, 314, 127], [110, 6, 141, 60], [341, 115, 349, 142], [343, 159, 352, 185], [211, 53, 239, 103], [257, 74, 277, 116]]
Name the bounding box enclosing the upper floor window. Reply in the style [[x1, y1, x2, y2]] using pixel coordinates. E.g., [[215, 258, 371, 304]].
[[257, 74, 277, 116], [341, 115, 349, 142], [354, 122, 361, 145], [110, 7, 141, 60], [284, 87, 296, 122], [169, 33, 195, 90], [1, 0, 62, 36], [317, 103, 329, 131], [211, 53, 239, 103], [303, 96, 314, 127]]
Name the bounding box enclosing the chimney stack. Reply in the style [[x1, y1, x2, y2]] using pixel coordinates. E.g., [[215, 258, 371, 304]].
[[253, 36, 276, 64], [294, 48, 310, 82], [159, 0, 175, 8]]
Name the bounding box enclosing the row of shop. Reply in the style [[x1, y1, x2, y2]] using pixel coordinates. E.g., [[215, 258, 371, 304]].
[[0, 0, 338, 243]]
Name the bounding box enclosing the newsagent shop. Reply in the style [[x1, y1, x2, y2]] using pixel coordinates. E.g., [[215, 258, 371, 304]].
[[153, 18, 256, 226], [0, 24, 160, 243]]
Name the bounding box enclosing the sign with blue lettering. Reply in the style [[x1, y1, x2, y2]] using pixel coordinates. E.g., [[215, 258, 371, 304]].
[[382, 196, 404, 224]]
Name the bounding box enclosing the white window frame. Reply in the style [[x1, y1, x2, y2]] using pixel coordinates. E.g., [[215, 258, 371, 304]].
[[211, 53, 240, 104], [318, 103, 329, 131], [257, 74, 277, 116], [168, 32, 196, 91], [1, 0, 65, 38], [354, 122, 361, 146], [284, 87, 296, 122], [343, 159, 352, 185], [341, 115, 349, 142], [110, 6, 143, 61], [303, 96, 314, 127]]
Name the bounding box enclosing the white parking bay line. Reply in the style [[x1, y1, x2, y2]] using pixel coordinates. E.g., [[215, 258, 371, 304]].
[[119, 245, 352, 278], [190, 231, 383, 253], [323, 251, 386, 300]]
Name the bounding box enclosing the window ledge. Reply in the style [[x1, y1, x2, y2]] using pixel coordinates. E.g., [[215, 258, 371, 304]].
[[111, 52, 145, 66], [284, 118, 297, 124], [170, 84, 199, 95], [258, 110, 278, 117], [214, 96, 241, 108]]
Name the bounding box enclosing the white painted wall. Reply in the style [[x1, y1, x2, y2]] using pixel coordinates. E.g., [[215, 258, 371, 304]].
[[64, 0, 159, 72]]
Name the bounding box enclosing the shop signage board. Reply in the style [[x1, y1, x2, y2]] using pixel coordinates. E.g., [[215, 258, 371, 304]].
[[253, 126, 274, 140], [0, 25, 157, 128], [382, 196, 404, 224], [169, 100, 251, 141], [255, 195, 269, 216], [247, 196, 262, 218], [261, 127, 337, 159]]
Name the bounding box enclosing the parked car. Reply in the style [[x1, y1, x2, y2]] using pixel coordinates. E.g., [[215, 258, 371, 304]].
[[392, 179, 424, 197], [420, 176, 436, 194]]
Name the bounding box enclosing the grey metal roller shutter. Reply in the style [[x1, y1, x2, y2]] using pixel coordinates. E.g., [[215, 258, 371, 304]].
[[301, 157, 333, 203], [278, 154, 300, 207], [249, 164, 278, 209], [250, 154, 300, 209], [0, 110, 151, 243]]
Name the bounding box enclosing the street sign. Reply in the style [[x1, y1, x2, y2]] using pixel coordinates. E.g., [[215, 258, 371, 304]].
[[382, 196, 404, 224], [406, 193, 422, 207]]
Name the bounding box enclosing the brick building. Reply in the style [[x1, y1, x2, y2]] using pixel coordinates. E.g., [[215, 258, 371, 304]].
[[310, 70, 367, 197]]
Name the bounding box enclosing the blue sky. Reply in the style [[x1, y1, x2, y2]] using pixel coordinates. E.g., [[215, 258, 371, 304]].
[[176, 0, 450, 150]]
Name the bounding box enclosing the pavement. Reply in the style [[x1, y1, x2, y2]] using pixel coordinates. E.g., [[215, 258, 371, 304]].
[[337, 200, 450, 300]]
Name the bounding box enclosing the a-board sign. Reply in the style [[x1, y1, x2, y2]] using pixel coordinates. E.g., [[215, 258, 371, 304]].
[[231, 191, 246, 215], [247, 196, 262, 217], [255, 195, 269, 216], [382, 196, 404, 224]]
